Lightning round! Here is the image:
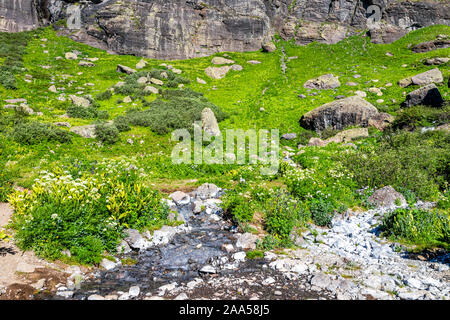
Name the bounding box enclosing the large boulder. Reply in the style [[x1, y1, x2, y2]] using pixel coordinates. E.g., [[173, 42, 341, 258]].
[[299, 96, 379, 132], [201, 108, 221, 137], [69, 95, 91, 107], [410, 68, 443, 86], [195, 183, 221, 200], [235, 233, 258, 250], [304, 74, 341, 90], [205, 66, 231, 79], [402, 84, 444, 108], [117, 64, 136, 75], [412, 38, 450, 53], [368, 23, 408, 44], [170, 191, 191, 206], [368, 186, 407, 209], [262, 41, 276, 52]]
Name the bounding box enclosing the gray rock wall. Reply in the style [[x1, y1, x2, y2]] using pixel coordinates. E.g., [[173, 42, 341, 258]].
[[0, 0, 40, 32], [2, 0, 449, 59]]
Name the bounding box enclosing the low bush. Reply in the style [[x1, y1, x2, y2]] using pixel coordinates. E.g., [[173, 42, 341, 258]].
[[0, 31, 30, 89], [284, 161, 356, 206], [113, 115, 131, 132], [343, 130, 449, 201], [9, 160, 169, 264], [221, 189, 255, 223], [95, 123, 120, 145], [381, 208, 450, 249], [11, 121, 72, 145]]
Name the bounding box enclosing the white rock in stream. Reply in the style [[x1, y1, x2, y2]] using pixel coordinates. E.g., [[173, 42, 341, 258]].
[[129, 286, 140, 297], [200, 265, 216, 274]]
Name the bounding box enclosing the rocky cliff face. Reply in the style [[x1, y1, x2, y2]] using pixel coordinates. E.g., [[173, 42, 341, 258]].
[[2, 0, 450, 59], [0, 0, 39, 32]]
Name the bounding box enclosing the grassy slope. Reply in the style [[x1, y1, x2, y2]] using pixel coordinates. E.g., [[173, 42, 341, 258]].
[[0, 25, 449, 190]]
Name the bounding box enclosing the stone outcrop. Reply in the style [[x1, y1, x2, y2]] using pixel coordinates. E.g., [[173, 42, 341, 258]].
[[304, 74, 341, 90], [299, 96, 379, 132], [368, 186, 407, 209], [0, 0, 42, 32], [402, 84, 444, 108], [412, 36, 450, 53], [368, 113, 395, 131], [205, 66, 231, 80], [3, 0, 449, 59], [410, 68, 443, 86]]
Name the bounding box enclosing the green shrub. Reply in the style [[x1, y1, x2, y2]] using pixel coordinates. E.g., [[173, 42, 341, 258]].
[[0, 70, 17, 89], [246, 250, 264, 259], [256, 235, 282, 250], [95, 123, 120, 145], [0, 31, 30, 89], [9, 160, 169, 264], [437, 192, 449, 210], [11, 121, 72, 145], [284, 160, 356, 206], [113, 115, 131, 132], [343, 130, 449, 200], [381, 208, 450, 248], [392, 104, 449, 131], [309, 198, 335, 227], [320, 127, 340, 140], [95, 90, 112, 101], [297, 130, 318, 145]]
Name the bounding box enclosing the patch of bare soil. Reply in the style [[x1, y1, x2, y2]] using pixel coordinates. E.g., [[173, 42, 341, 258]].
[[0, 203, 70, 300]]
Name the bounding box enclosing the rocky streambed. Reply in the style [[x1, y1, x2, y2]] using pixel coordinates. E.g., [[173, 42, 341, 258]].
[[36, 184, 449, 301]]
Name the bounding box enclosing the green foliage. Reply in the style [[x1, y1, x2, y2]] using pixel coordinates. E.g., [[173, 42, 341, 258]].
[[392, 104, 450, 131], [221, 189, 255, 223], [9, 159, 169, 264], [0, 31, 30, 89], [95, 90, 112, 101], [11, 121, 72, 145], [343, 130, 449, 201], [95, 123, 120, 145], [246, 250, 264, 259], [309, 198, 335, 227], [381, 208, 450, 249], [256, 235, 282, 250], [66, 105, 109, 120], [320, 127, 340, 140], [437, 191, 449, 210], [264, 191, 309, 241], [124, 88, 226, 135], [0, 228, 11, 242], [285, 149, 357, 207]]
